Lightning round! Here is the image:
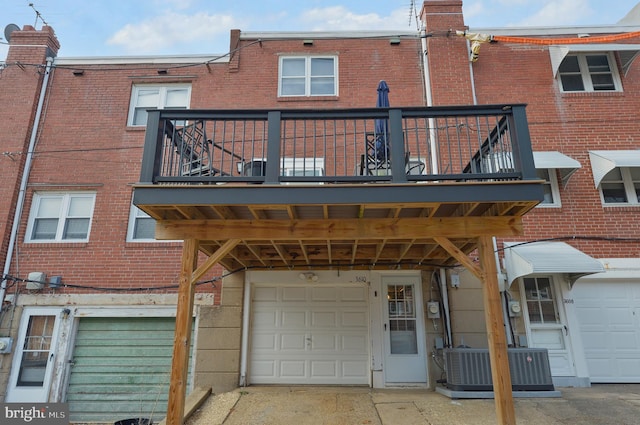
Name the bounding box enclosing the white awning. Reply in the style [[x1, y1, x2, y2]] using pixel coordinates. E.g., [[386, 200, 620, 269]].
[[589, 150, 640, 187], [549, 44, 640, 77], [533, 151, 581, 186], [504, 241, 605, 287]]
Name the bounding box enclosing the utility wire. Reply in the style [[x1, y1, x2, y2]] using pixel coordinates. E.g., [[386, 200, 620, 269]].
[[3, 234, 639, 293]]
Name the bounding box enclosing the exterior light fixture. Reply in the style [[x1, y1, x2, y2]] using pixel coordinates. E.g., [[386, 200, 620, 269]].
[[298, 272, 318, 282]]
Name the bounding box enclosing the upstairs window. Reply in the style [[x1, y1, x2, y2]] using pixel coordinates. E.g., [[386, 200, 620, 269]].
[[536, 168, 562, 207], [557, 53, 621, 92], [279, 56, 337, 97], [26, 193, 96, 242], [128, 84, 191, 126], [599, 167, 640, 205], [127, 206, 156, 241]]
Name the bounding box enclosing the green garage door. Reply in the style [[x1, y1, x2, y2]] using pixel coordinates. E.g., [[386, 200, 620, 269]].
[[66, 317, 193, 423]]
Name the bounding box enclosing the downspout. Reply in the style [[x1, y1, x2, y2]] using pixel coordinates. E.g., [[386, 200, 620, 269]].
[[465, 37, 515, 346], [239, 278, 251, 386], [0, 56, 54, 308], [421, 27, 454, 349], [420, 27, 438, 174], [438, 268, 452, 347]]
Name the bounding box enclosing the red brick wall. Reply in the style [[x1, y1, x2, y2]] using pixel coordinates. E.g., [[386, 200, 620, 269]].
[[1, 28, 425, 298], [0, 26, 59, 267], [422, 0, 640, 259]]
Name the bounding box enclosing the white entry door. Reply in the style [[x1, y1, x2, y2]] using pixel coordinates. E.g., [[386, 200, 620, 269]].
[[6, 308, 61, 402], [383, 276, 427, 384], [520, 276, 575, 376]]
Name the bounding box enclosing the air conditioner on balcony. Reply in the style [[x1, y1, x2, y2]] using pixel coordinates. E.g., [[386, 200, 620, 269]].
[[443, 347, 555, 391], [481, 152, 514, 173]]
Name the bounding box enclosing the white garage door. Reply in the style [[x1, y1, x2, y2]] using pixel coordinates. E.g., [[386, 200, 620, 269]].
[[250, 284, 369, 385], [573, 281, 640, 382]]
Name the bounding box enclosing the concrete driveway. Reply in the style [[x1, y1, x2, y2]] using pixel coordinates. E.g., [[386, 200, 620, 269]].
[[186, 384, 640, 425]]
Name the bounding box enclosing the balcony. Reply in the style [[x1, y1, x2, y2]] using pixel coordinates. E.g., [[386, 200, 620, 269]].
[[133, 104, 544, 271]]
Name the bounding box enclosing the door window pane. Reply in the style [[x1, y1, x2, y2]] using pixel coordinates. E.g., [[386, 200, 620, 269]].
[[524, 277, 559, 324], [17, 316, 54, 387], [388, 284, 418, 354]]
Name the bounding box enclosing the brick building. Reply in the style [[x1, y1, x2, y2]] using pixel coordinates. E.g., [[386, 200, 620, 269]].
[[0, 1, 639, 423]]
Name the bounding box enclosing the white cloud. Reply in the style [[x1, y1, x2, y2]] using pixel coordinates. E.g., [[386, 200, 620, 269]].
[[515, 0, 593, 26], [299, 6, 413, 31], [107, 11, 244, 54], [463, 1, 486, 21]]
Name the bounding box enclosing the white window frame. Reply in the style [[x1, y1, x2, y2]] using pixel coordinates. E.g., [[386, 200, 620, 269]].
[[557, 52, 622, 93], [278, 56, 338, 97], [25, 192, 96, 243], [127, 84, 191, 126], [536, 168, 562, 208], [127, 205, 155, 242], [599, 167, 640, 206]]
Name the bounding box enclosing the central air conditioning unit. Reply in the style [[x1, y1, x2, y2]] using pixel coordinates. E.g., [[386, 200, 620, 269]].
[[481, 151, 514, 173], [443, 347, 555, 391]]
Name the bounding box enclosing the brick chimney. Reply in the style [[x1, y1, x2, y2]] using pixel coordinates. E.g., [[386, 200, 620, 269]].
[[420, 0, 475, 105], [0, 25, 60, 262]]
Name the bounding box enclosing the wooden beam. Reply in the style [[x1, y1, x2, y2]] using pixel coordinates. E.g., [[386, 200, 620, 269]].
[[478, 235, 515, 425], [166, 239, 199, 425], [433, 236, 482, 279], [156, 216, 523, 241], [191, 239, 240, 284]]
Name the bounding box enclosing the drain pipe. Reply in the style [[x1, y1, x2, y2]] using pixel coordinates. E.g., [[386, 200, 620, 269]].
[[239, 278, 251, 386], [438, 268, 452, 347], [422, 27, 453, 347], [420, 27, 439, 174], [464, 36, 515, 346], [0, 56, 54, 309]]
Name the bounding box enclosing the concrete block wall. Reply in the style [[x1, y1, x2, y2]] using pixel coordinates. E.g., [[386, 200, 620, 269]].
[[193, 271, 245, 394]]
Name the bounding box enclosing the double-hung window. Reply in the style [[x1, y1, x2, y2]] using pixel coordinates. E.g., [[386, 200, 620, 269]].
[[26, 192, 96, 242], [600, 167, 640, 205], [128, 84, 191, 126], [127, 206, 156, 241], [557, 53, 621, 92], [127, 204, 179, 242], [536, 168, 561, 207], [279, 56, 337, 97]]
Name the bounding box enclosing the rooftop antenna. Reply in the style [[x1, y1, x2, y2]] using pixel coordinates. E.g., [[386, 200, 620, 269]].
[[28, 3, 49, 28], [408, 0, 420, 30]]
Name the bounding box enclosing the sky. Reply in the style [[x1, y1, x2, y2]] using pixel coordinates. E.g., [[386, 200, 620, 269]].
[[0, 0, 639, 60]]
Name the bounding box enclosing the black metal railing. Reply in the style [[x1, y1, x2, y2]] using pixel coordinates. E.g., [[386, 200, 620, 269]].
[[139, 104, 537, 185]]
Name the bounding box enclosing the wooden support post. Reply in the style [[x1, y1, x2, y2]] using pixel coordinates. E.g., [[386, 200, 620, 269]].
[[166, 239, 199, 425], [478, 235, 516, 425]]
